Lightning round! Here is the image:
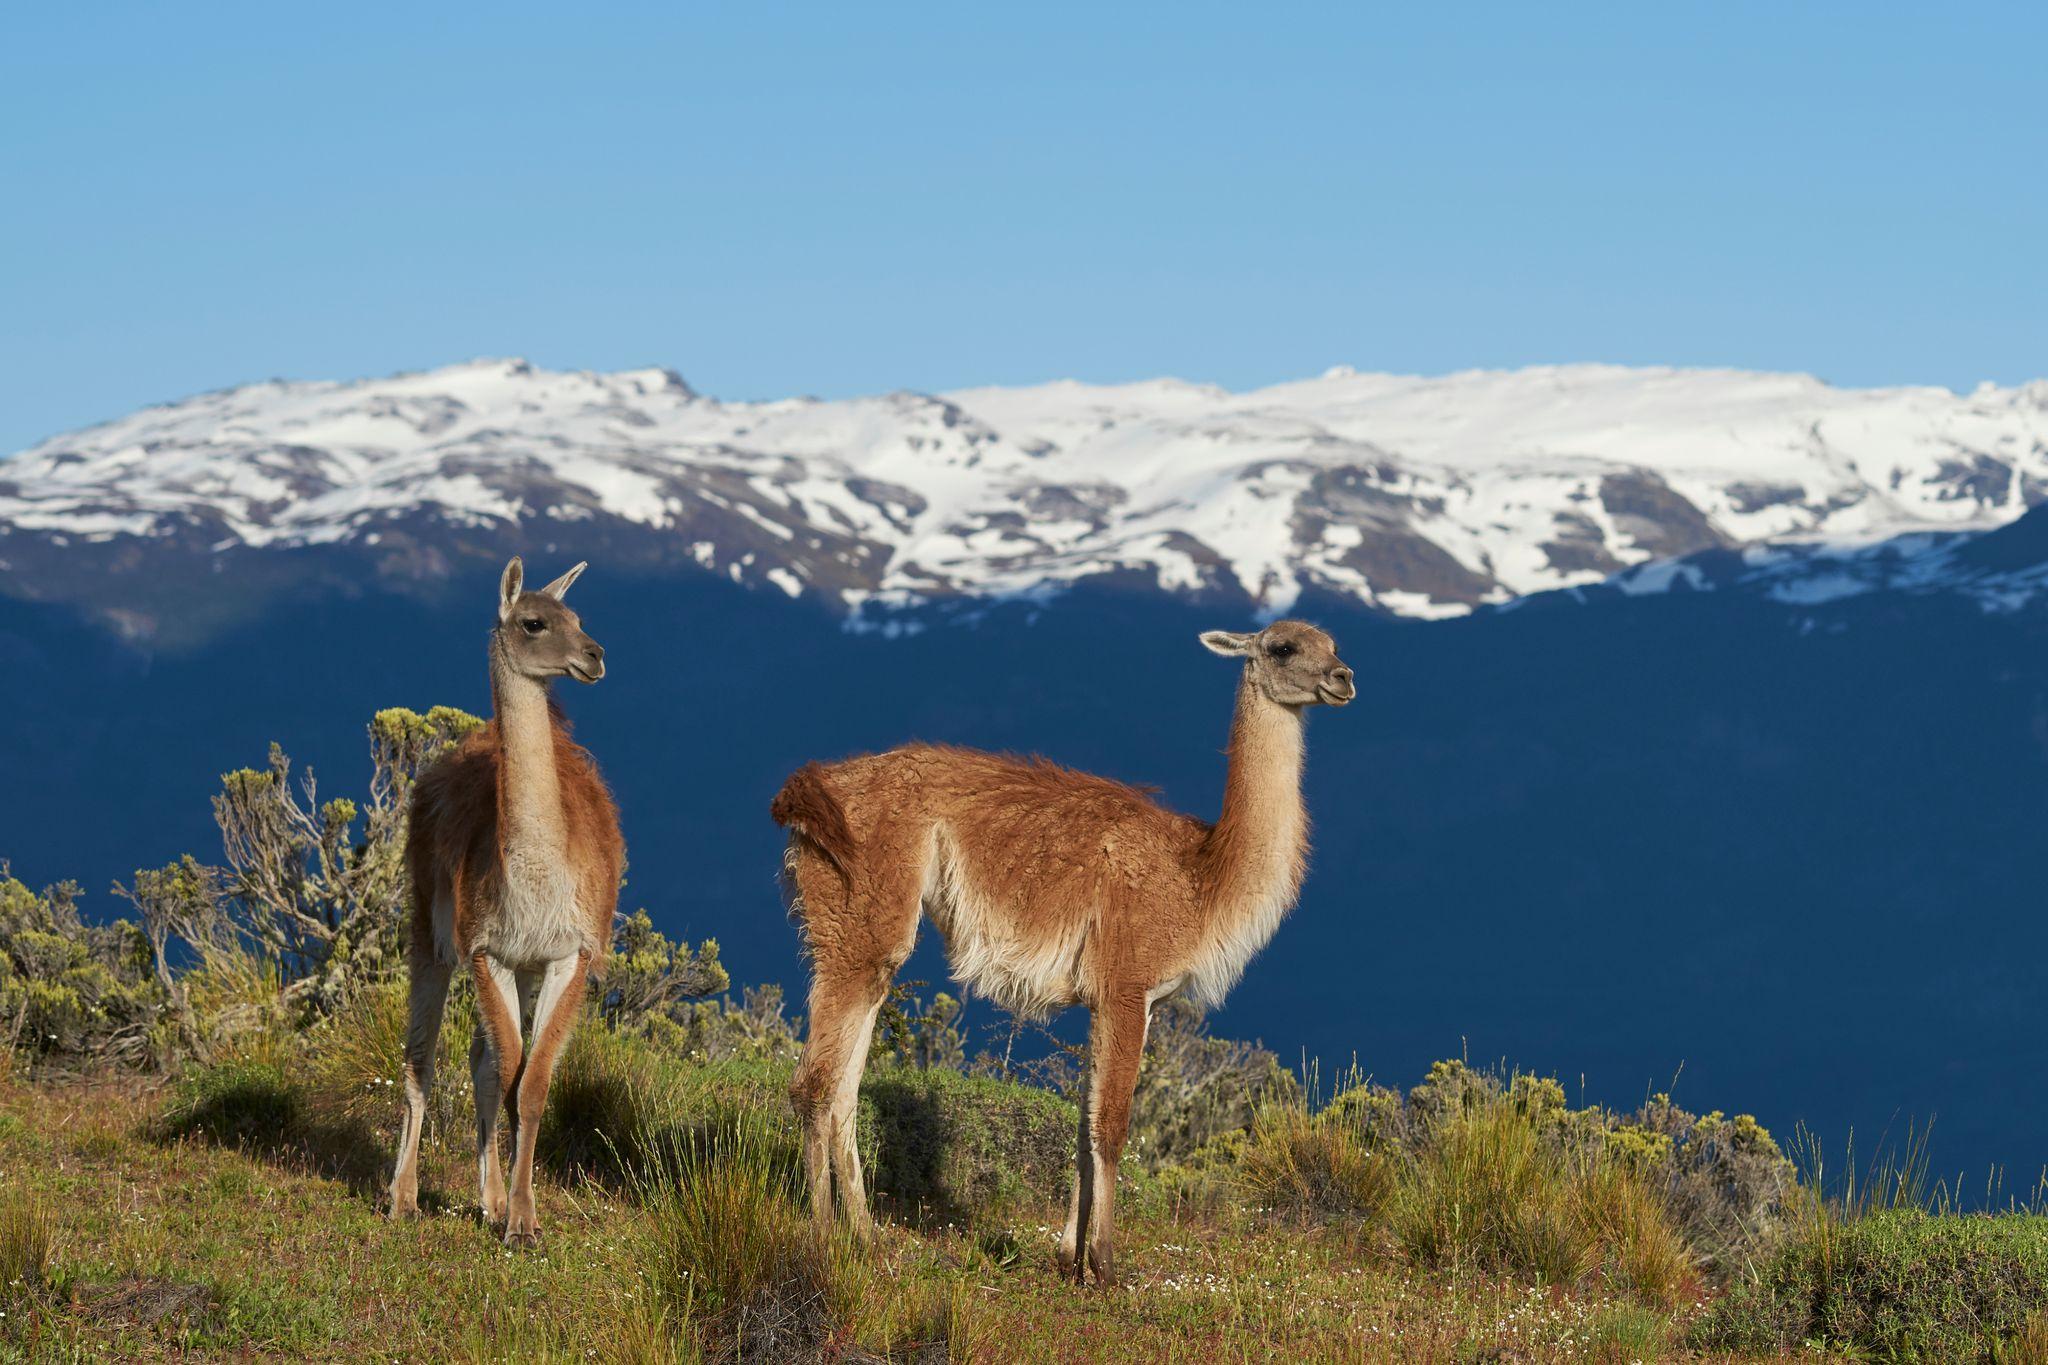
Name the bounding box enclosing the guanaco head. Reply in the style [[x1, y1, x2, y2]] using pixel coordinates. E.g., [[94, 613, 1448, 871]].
[[1199, 620, 1353, 707], [496, 557, 606, 683]]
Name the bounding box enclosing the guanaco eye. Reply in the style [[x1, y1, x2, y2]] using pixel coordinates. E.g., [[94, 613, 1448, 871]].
[[1269, 642, 1296, 660], [522, 618, 546, 635]]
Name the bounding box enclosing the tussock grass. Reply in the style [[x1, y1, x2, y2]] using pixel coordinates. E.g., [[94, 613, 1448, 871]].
[[301, 979, 477, 1147], [1995, 1311, 2048, 1365], [179, 944, 291, 1060], [543, 1011, 700, 1182], [542, 1018, 790, 1187], [1238, 1099, 1394, 1221], [16, 1063, 2048, 1362], [638, 1117, 817, 1334], [160, 1056, 306, 1151], [52, 982, 2048, 1362], [1393, 1100, 1698, 1306], [1392, 1092, 1596, 1288], [1572, 1158, 1696, 1307], [636, 1116, 957, 1362], [0, 1187, 51, 1302], [1587, 1299, 1673, 1362], [542, 1018, 1071, 1234], [157, 1049, 387, 1191]]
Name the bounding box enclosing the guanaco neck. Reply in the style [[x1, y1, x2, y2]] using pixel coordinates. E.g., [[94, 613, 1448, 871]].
[[1197, 669, 1308, 923], [489, 634, 566, 865]]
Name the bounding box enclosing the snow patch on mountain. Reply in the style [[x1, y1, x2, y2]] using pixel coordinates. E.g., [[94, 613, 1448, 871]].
[[5, 358, 2048, 621]]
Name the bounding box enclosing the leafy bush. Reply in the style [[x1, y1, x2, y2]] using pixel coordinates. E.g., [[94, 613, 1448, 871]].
[[1694, 1210, 2048, 1359], [600, 909, 729, 1035], [673, 985, 803, 1064], [1127, 995, 1296, 1166], [1626, 1092, 1795, 1270], [0, 869, 167, 1071], [871, 981, 967, 1072], [1407, 1058, 1503, 1130]]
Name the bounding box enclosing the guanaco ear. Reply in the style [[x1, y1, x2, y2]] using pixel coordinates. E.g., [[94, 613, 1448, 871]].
[[539, 561, 587, 601], [499, 557, 524, 621], [1200, 629, 1255, 657]]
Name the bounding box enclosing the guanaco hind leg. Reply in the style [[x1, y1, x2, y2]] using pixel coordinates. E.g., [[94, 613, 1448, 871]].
[[825, 992, 887, 1240], [387, 951, 453, 1217], [788, 839, 919, 1236], [793, 971, 888, 1234]]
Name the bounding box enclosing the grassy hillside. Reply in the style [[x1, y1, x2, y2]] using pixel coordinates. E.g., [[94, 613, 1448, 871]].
[[7, 1003, 2048, 1362], [0, 1058, 1703, 1363]]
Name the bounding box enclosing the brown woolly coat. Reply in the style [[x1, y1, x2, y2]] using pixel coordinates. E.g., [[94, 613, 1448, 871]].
[[406, 710, 624, 970]]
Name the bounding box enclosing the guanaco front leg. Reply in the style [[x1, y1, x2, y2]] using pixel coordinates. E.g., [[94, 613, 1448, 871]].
[[470, 954, 523, 1226], [1059, 1066, 1095, 1281], [503, 951, 589, 1247], [1078, 991, 1149, 1287]]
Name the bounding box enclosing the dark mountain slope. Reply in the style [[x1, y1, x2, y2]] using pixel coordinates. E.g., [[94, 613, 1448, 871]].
[[5, 564, 2048, 1185]]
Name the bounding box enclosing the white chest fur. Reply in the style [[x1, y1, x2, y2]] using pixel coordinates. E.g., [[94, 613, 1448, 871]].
[[482, 851, 590, 967]]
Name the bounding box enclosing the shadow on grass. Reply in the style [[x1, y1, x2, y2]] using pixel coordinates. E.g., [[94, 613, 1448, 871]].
[[150, 1059, 389, 1199], [536, 1044, 1073, 1235], [863, 1070, 1073, 1233]]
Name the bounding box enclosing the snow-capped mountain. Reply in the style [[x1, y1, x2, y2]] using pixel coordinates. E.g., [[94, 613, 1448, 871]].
[[1520, 491, 2048, 618], [5, 358, 2048, 638], [12, 361, 2048, 1189]]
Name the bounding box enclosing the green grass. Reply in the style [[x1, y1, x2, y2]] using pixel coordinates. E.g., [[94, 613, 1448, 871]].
[[15, 1021, 2048, 1363], [0, 1068, 1733, 1363]]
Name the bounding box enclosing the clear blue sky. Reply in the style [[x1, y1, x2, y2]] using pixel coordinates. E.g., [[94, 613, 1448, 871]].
[[3, 2, 2043, 454]]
